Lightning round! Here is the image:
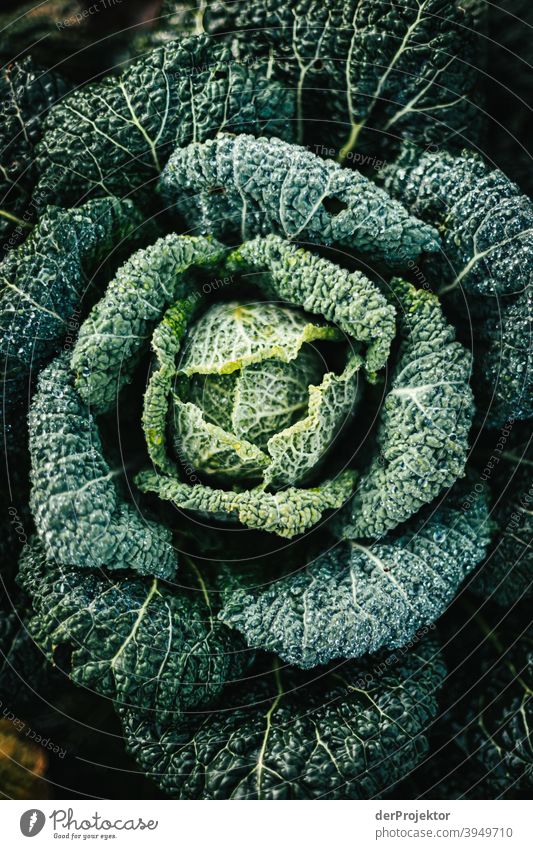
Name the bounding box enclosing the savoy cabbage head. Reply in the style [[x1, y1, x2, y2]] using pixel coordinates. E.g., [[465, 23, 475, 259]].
[[0, 3, 531, 801]]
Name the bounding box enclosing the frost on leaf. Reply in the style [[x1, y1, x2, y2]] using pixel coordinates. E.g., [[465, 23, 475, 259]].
[[379, 146, 533, 427], [0, 198, 146, 449], [160, 134, 439, 266], [29, 355, 176, 578], [172, 298, 360, 487], [143, 299, 200, 475], [72, 234, 226, 415], [224, 235, 396, 375], [343, 279, 474, 539], [380, 146, 533, 299], [219, 483, 490, 667], [135, 468, 357, 539], [0, 57, 69, 248]]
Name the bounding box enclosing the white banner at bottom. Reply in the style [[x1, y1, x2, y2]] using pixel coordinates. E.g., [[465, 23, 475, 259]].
[[2, 799, 530, 849]]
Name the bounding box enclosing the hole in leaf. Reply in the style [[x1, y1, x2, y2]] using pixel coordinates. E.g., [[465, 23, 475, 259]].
[[322, 196, 348, 216]]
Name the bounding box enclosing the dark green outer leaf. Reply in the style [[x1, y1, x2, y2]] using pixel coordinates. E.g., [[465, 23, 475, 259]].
[[118, 636, 446, 799], [475, 291, 533, 428], [160, 133, 440, 266], [29, 354, 176, 579], [17, 538, 250, 720], [344, 279, 474, 539], [164, 0, 482, 153], [378, 146, 533, 428], [34, 36, 295, 209], [219, 483, 490, 667], [0, 197, 147, 450], [379, 147, 533, 298], [0, 57, 69, 251]]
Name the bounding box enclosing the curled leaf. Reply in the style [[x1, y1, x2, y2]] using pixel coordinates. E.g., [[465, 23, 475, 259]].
[[379, 146, 533, 427], [160, 133, 440, 265], [135, 468, 357, 539], [344, 279, 474, 539], [72, 234, 225, 415], [0, 198, 147, 448], [219, 483, 490, 667], [224, 234, 396, 375], [29, 355, 176, 579]]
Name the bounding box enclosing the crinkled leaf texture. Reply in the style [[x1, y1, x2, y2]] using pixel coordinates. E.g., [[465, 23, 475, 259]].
[[162, 0, 481, 153], [0, 57, 69, 249], [164, 232, 391, 488], [29, 354, 176, 579], [0, 198, 147, 449], [145, 299, 200, 475], [118, 636, 446, 799], [379, 146, 533, 299], [35, 36, 294, 208], [172, 301, 360, 487], [343, 279, 474, 539], [379, 146, 533, 427], [164, 233, 393, 491], [71, 233, 226, 415], [224, 235, 396, 376], [17, 538, 250, 720], [177, 300, 342, 376], [475, 291, 533, 428], [135, 468, 357, 539], [219, 483, 490, 668], [72, 230, 396, 534], [160, 133, 439, 266]]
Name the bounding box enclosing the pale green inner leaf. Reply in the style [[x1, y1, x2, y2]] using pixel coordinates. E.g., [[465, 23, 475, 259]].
[[177, 300, 342, 375]]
